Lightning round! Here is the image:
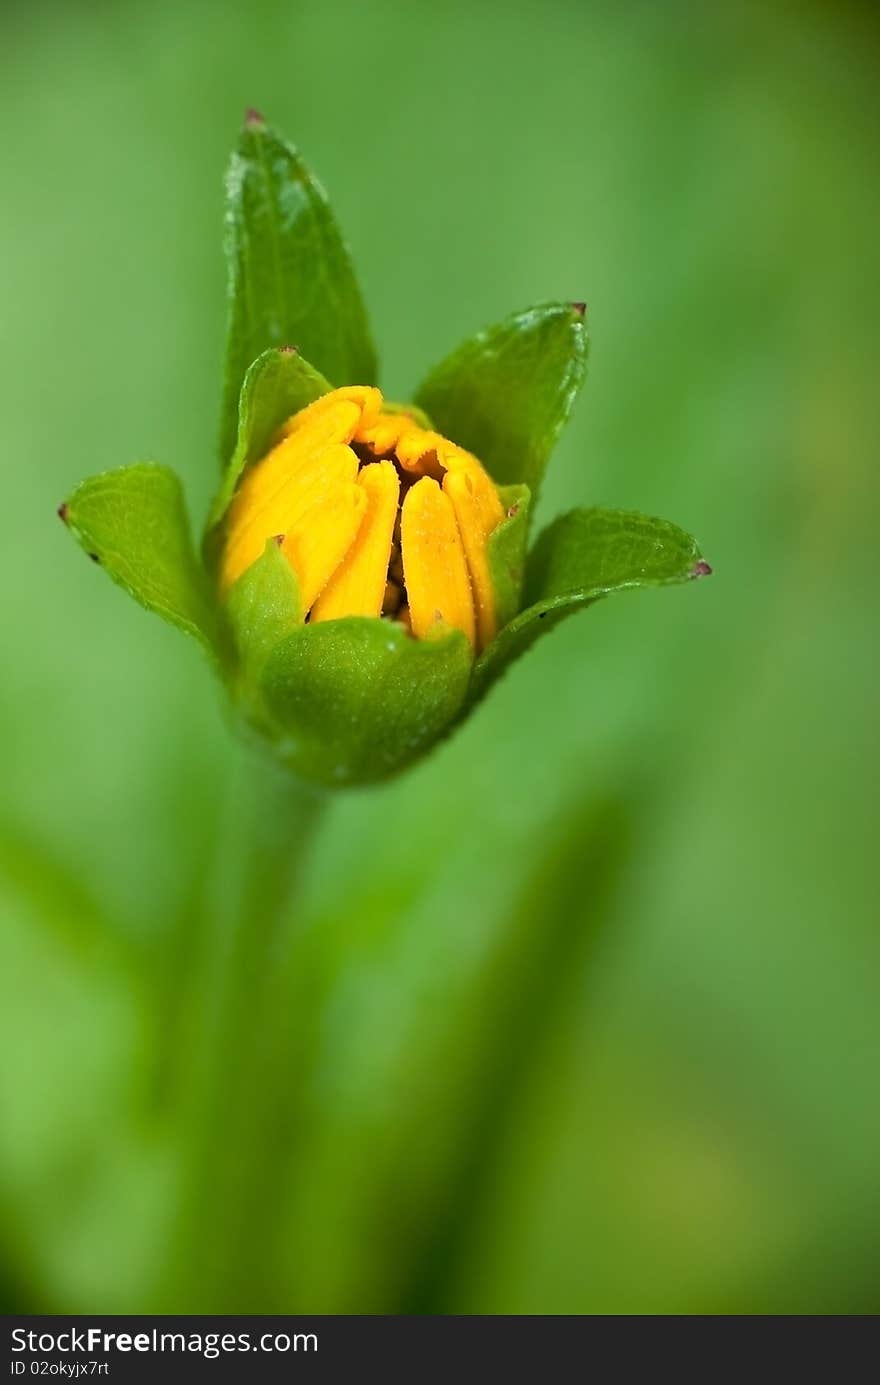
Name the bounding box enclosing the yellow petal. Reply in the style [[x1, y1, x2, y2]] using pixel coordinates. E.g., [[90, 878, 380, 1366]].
[[311, 461, 400, 622], [394, 426, 447, 480], [222, 442, 359, 591], [279, 385, 382, 440], [222, 389, 383, 590], [439, 447, 502, 521], [395, 426, 500, 524], [354, 409, 418, 457], [236, 398, 361, 517], [281, 481, 367, 611], [442, 468, 504, 650], [401, 476, 475, 646], [394, 430, 503, 648]]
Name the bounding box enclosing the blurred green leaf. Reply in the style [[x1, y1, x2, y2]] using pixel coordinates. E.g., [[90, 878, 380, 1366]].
[[208, 347, 331, 535], [263, 788, 631, 1314], [0, 816, 132, 970], [223, 538, 301, 683], [262, 618, 472, 785], [488, 485, 531, 630], [471, 507, 707, 700], [61, 464, 215, 648], [403, 794, 632, 1311], [219, 114, 378, 464], [415, 302, 588, 499]]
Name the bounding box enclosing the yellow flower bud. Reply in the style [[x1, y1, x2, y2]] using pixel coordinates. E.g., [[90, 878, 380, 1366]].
[[220, 387, 505, 651]]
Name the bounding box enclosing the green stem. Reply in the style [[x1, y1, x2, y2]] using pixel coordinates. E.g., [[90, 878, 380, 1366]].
[[164, 753, 328, 1310]]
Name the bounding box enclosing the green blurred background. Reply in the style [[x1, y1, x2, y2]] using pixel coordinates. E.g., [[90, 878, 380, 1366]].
[[2, 0, 878, 1314]]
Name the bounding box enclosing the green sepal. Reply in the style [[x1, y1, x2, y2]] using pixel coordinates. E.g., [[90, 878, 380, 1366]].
[[470, 506, 709, 702], [222, 538, 302, 684], [60, 463, 215, 650], [488, 484, 531, 631], [414, 302, 587, 502], [206, 346, 331, 559], [258, 619, 473, 786], [219, 113, 378, 464]]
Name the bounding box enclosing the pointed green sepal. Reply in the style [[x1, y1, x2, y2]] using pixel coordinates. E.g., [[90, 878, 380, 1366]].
[[60, 463, 215, 649], [471, 506, 709, 701], [219, 112, 378, 463], [415, 302, 587, 501], [207, 346, 331, 553], [257, 619, 473, 786], [488, 485, 531, 630], [222, 537, 302, 684]]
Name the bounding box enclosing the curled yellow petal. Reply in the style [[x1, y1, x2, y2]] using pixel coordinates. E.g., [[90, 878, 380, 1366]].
[[354, 410, 413, 458], [439, 447, 501, 522], [394, 426, 503, 648], [401, 476, 475, 646], [222, 389, 383, 590], [395, 426, 500, 522], [279, 386, 382, 441], [238, 398, 360, 514], [222, 442, 360, 591], [394, 426, 446, 480], [312, 461, 400, 622], [443, 468, 504, 649], [281, 481, 367, 611]]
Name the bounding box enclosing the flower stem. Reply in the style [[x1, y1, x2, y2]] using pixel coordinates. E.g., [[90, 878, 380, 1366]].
[[165, 752, 328, 1310]]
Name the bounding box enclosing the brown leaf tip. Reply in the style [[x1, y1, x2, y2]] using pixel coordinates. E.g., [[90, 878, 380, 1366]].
[[280, 345, 299, 356], [273, 533, 285, 547], [57, 502, 69, 523], [244, 107, 266, 129], [571, 301, 587, 318], [691, 559, 713, 578]]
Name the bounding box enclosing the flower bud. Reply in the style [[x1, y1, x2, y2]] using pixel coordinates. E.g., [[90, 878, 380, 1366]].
[[217, 385, 528, 785], [220, 386, 506, 653], [59, 116, 709, 791]]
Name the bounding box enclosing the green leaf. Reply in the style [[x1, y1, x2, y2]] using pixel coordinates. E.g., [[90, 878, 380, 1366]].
[[415, 302, 587, 499], [219, 113, 378, 464], [222, 538, 302, 682], [61, 464, 215, 648], [207, 346, 331, 540], [488, 485, 531, 631], [470, 506, 709, 701], [259, 619, 473, 786]]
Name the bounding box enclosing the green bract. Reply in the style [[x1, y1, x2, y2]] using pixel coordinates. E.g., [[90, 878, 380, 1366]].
[[60, 114, 710, 787]]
